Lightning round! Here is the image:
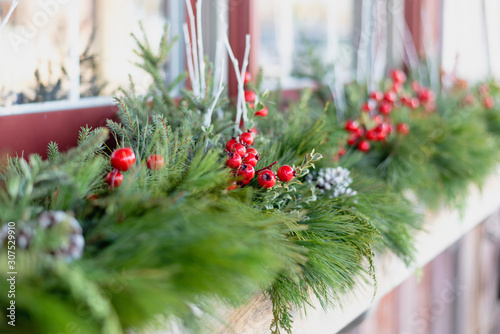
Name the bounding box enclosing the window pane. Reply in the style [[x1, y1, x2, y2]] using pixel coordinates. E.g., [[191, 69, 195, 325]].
[[0, 0, 71, 107], [90, 0, 170, 96], [257, 0, 354, 86]]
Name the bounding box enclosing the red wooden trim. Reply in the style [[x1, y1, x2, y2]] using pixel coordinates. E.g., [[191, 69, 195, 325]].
[[405, 0, 442, 58], [405, 0, 424, 56], [228, 0, 259, 97], [0, 105, 118, 160]]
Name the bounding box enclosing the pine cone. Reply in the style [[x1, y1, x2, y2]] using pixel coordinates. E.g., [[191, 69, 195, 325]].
[[38, 211, 85, 261], [0, 223, 34, 250], [305, 167, 357, 198], [1, 211, 85, 262]]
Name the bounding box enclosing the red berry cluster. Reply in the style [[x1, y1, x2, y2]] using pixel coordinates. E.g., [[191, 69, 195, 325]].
[[243, 71, 268, 117], [340, 70, 435, 155], [224, 130, 295, 190], [106, 147, 165, 189], [478, 84, 495, 110], [454, 80, 495, 109]]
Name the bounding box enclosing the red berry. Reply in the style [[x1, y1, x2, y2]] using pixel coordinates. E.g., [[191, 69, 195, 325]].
[[400, 94, 410, 106], [239, 131, 254, 146], [243, 153, 260, 167], [255, 106, 268, 117], [347, 133, 359, 146], [379, 101, 392, 114], [227, 182, 238, 191], [237, 164, 255, 180], [244, 71, 252, 85], [246, 147, 258, 156], [484, 97, 495, 110], [418, 88, 434, 104], [240, 179, 251, 186], [370, 91, 383, 102], [366, 129, 378, 141], [257, 170, 276, 188], [226, 153, 242, 169], [377, 122, 390, 133], [231, 143, 247, 157], [344, 119, 360, 132], [248, 101, 255, 109], [250, 127, 258, 136], [357, 140, 370, 153], [387, 123, 394, 134], [245, 90, 256, 102], [106, 170, 123, 188], [479, 84, 490, 96], [111, 147, 136, 172], [146, 154, 165, 171], [355, 128, 365, 137], [338, 148, 346, 157], [396, 123, 410, 135], [374, 123, 389, 140], [226, 138, 238, 151], [384, 91, 397, 104], [390, 69, 407, 83], [409, 97, 420, 109], [392, 82, 403, 93], [372, 115, 383, 124], [376, 132, 387, 141], [277, 165, 295, 182], [361, 102, 373, 112]]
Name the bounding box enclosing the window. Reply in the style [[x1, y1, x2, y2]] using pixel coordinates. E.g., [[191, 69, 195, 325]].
[[441, 0, 490, 81], [0, 0, 188, 115], [0, 0, 74, 107], [442, 0, 500, 81], [256, 0, 356, 89]]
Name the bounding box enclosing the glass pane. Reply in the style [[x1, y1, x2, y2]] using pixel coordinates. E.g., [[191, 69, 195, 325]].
[[80, 0, 103, 98], [89, 0, 170, 96], [0, 0, 71, 107], [257, 0, 354, 84]]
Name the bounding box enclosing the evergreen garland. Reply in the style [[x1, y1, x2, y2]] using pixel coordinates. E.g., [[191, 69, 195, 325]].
[[1, 18, 500, 334]]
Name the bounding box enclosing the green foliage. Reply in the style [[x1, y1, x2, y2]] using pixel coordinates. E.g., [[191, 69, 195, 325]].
[[3, 17, 500, 334]]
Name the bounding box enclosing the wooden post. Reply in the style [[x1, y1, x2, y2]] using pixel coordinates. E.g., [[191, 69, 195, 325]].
[[227, 0, 259, 98]]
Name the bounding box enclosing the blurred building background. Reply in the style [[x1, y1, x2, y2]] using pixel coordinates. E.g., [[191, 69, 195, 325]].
[[1, 0, 499, 111], [0, 1, 499, 333]]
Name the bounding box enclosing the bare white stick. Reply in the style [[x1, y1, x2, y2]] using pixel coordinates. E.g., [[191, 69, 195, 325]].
[[196, 0, 206, 96], [213, 40, 223, 96], [213, 40, 225, 120], [183, 23, 200, 97], [204, 49, 225, 127], [224, 35, 244, 132], [0, 0, 19, 35], [203, 76, 224, 127], [185, 0, 201, 98], [239, 35, 251, 125]]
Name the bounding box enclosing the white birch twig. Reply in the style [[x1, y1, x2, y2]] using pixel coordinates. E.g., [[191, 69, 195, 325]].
[[183, 23, 200, 97], [0, 0, 19, 35], [185, 0, 201, 99], [203, 75, 224, 127], [213, 40, 225, 120], [196, 0, 206, 96], [239, 35, 251, 125], [224, 32, 251, 133], [224, 34, 242, 132]]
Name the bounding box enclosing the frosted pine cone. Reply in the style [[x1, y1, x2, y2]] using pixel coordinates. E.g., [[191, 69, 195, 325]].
[[305, 167, 357, 198], [0, 223, 34, 250], [1, 211, 84, 261], [38, 211, 85, 261]]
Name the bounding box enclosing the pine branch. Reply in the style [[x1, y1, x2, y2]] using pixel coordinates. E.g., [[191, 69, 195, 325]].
[[47, 142, 60, 163]]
